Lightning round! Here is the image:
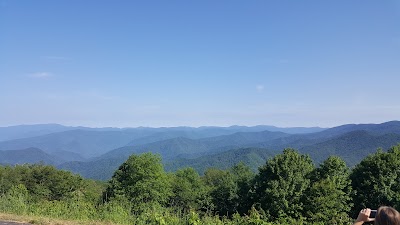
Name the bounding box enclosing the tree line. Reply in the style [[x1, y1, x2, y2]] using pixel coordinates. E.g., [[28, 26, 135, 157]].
[[1, 144, 400, 224]]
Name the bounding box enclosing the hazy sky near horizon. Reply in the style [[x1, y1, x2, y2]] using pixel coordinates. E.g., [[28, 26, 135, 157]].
[[1, 0, 399, 128]]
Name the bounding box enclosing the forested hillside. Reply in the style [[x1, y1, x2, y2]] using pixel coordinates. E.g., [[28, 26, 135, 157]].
[[1, 144, 400, 225], [0, 124, 321, 159], [300, 130, 400, 165], [60, 121, 400, 180], [164, 147, 278, 174], [0, 148, 56, 165], [2, 121, 400, 180]]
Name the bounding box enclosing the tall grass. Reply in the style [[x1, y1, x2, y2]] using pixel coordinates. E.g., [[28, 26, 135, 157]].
[[0, 185, 133, 224]]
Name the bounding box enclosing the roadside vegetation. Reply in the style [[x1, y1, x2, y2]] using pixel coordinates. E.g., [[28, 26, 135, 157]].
[[1, 144, 400, 225]]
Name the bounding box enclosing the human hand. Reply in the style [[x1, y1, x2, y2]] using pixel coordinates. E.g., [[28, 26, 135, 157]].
[[354, 208, 375, 224]]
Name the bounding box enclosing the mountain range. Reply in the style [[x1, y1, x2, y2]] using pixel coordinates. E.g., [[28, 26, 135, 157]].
[[1, 121, 399, 180]]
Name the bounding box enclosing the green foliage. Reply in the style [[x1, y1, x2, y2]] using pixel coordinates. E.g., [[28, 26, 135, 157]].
[[98, 198, 133, 224], [80, 178, 107, 204], [304, 156, 353, 224], [230, 162, 255, 215], [165, 147, 276, 175], [203, 168, 238, 216], [351, 144, 400, 213], [245, 207, 271, 225], [169, 167, 208, 212], [0, 164, 83, 201], [0, 184, 29, 214], [304, 178, 352, 224], [0, 165, 23, 195], [104, 153, 172, 212], [254, 148, 314, 221], [2, 145, 400, 225]]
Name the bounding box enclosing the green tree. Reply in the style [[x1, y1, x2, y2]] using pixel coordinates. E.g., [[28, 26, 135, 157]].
[[230, 162, 255, 215], [1, 164, 82, 201], [351, 144, 400, 214], [78, 179, 106, 204], [203, 168, 238, 216], [104, 153, 172, 212], [0, 165, 23, 195], [304, 156, 353, 224], [22, 164, 82, 201], [253, 148, 314, 221], [169, 167, 208, 212]]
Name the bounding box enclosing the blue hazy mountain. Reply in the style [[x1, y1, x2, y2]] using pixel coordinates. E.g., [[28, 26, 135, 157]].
[[0, 130, 144, 158], [299, 130, 400, 166], [98, 130, 290, 161], [303, 121, 400, 139], [0, 124, 75, 141], [59, 121, 400, 180], [0, 147, 85, 165], [0, 147, 56, 165], [0, 124, 325, 158], [2, 121, 400, 180]]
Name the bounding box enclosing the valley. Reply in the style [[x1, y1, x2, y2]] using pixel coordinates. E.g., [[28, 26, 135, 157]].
[[1, 121, 400, 180]]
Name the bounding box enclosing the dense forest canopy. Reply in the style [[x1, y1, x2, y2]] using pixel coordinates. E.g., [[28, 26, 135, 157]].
[[1, 144, 400, 224]]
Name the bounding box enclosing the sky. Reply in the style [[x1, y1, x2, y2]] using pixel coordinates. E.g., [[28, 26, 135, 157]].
[[0, 0, 399, 128]]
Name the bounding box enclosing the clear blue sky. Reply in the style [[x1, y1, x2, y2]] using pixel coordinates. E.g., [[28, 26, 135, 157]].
[[1, 0, 399, 128]]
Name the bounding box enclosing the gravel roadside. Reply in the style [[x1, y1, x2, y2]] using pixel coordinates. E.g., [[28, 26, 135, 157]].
[[0, 221, 32, 225]]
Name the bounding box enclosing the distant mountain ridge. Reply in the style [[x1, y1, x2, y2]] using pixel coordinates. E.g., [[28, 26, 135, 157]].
[[0, 129, 141, 158], [0, 124, 74, 141], [98, 130, 290, 161], [304, 121, 400, 139], [0, 124, 326, 158], [60, 121, 400, 180], [300, 130, 400, 165], [1, 121, 400, 180], [164, 147, 278, 175], [0, 147, 56, 165]]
